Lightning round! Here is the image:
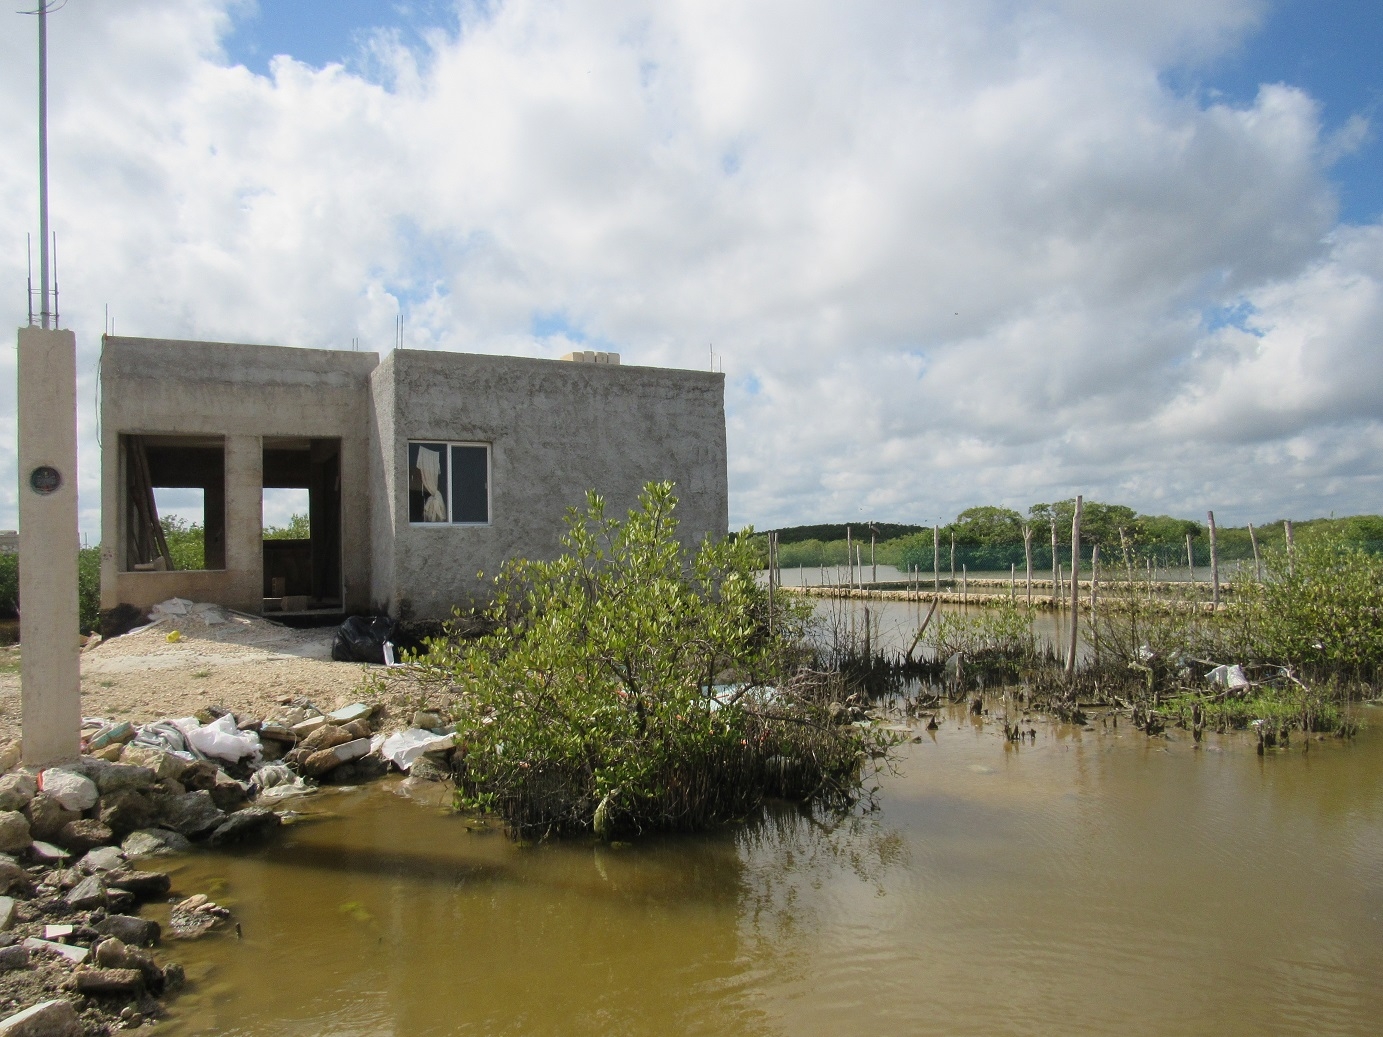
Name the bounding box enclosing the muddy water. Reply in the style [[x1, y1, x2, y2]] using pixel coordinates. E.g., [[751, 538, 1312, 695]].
[[809, 594, 1086, 659], [152, 708, 1383, 1036]]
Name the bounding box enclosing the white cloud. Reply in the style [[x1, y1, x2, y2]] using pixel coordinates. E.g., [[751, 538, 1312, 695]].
[[0, 0, 1377, 540]]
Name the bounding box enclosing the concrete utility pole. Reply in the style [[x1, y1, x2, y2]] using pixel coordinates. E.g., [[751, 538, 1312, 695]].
[[19, 0, 80, 766]]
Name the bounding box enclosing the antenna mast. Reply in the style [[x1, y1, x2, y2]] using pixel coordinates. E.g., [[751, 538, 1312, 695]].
[[37, 0, 51, 328]]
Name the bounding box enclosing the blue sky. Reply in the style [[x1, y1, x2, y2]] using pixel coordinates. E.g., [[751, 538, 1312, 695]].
[[1166, 0, 1383, 224]]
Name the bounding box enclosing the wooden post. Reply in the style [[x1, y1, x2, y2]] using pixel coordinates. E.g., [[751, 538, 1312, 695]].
[[1023, 524, 1033, 606], [962, 563, 968, 604], [1207, 510, 1220, 609], [1010, 562, 1015, 601], [870, 528, 876, 584], [1066, 495, 1082, 676], [1186, 533, 1195, 589], [950, 533, 956, 587], [846, 525, 853, 590], [767, 531, 776, 635], [933, 525, 940, 594], [1090, 542, 1099, 666], [1284, 519, 1294, 577], [1051, 521, 1059, 605], [1248, 521, 1262, 582]]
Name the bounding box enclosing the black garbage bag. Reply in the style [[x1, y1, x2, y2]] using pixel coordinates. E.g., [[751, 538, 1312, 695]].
[[332, 615, 395, 664]]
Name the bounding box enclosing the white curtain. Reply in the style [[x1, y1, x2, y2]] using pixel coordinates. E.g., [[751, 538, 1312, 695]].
[[416, 447, 448, 522]]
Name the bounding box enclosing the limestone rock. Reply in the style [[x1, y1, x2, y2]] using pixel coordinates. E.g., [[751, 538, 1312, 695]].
[[78, 846, 126, 873], [119, 746, 191, 782], [0, 812, 30, 854], [0, 945, 26, 971], [27, 842, 67, 865], [412, 710, 444, 730], [121, 828, 192, 858], [0, 744, 19, 777], [82, 761, 157, 795], [36, 770, 97, 813], [0, 774, 36, 812], [0, 857, 32, 897], [99, 788, 156, 836], [55, 819, 115, 855], [160, 791, 225, 837], [0, 999, 83, 1037], [93, 936, 163, 989], [71, 968, 144, 995], [179, 760, 221, 793], [106, 869, 172, 900], [64, 873, 106, 910], [300, 724, 352, 753], [208, 773, 249, 812], [408, 755, 449, 782], [23, 795, 78, 842], [206, 807, 280, 847], [95, 913, 159, 947], [0, 897, 13, 931]]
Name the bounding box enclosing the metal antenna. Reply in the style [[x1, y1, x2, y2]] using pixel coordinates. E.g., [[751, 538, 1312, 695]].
[[20, 0, 67, 328]]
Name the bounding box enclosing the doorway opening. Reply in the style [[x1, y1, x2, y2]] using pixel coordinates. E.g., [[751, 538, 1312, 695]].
[[262, 438, 342, 614]]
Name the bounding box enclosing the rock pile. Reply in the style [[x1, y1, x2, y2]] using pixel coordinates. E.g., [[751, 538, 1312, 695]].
[[0, 694, 464, 1031]]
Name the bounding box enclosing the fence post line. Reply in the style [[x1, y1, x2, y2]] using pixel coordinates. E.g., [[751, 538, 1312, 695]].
[[1066, 495, 1082, 676]]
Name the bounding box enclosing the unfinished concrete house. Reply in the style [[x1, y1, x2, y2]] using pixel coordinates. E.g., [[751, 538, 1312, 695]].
[[99, 337, 728, 620]]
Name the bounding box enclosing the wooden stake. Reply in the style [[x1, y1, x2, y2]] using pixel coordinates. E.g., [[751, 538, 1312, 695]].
[[1051, 521, 1059, 605], [962, 563, 968, 604], [870, 528, 876, 584], [933, 524, 940, 594], [1010, 562, 1016, 601], [950, 533, 956, 587], [1186, 532, 1195, 589], [846, 525, 853, 589], [1066, 495, 1082, 676], [1207, 510, 1220, 609], [1248, 521, 1262, 582], [1284, 519, 1294, 577], [1023, 524, 1033, 606]]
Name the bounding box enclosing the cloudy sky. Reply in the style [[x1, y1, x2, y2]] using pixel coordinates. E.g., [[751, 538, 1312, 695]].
[[2, 0, 1381, 539]]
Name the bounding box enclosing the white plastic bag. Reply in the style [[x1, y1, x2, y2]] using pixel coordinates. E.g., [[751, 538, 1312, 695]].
[[184, 713, 261, 763], [380, 728, 454, 771]]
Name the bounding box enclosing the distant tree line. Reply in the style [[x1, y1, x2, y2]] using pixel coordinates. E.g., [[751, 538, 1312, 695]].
[[760, 503, 1383, 573]]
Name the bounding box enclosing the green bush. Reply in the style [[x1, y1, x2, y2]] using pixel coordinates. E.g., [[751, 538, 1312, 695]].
[[0, 554, 16, 617], [0, 548, 102, 633], [160, 516, 204, 570], [419, 482, 883, 840], [1221, 533, 1383, 681]]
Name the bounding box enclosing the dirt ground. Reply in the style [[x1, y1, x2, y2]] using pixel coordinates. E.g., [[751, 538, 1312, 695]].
[[0, 607, 441, 743]]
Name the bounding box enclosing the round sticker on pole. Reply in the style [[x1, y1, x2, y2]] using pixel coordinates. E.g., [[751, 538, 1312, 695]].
[[29, 466, 61, 496]]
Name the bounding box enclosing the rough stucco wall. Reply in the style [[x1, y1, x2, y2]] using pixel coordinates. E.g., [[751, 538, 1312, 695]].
[[99, 337, 378, 613], [367, 353, 397, 613], [383, 350, 728, 619]]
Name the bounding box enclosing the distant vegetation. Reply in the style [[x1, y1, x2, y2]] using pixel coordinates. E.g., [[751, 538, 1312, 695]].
[[760, 503, 1383, 573]]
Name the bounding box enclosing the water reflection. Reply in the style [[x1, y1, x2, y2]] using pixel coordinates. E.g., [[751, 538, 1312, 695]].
[[155, 710, 1383, 1037]]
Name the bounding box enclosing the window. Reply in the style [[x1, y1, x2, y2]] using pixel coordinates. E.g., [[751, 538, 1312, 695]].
[[408, 442, 490, 525]]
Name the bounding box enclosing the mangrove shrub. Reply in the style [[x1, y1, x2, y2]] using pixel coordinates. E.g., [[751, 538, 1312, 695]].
[[421, 483, 885, 839]]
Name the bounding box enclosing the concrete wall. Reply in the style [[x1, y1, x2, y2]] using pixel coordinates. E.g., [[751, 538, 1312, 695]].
[[377, 350, 728, 618], [367, 353, 397, 613], [100, 337, 378, 614]]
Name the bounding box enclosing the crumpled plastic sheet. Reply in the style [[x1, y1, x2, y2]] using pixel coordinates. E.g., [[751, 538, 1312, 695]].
[[131, 721, 198, 760], [1206, 663, 1250, 689], [379, 728, 455, 772], [172, 713, 262, 764]]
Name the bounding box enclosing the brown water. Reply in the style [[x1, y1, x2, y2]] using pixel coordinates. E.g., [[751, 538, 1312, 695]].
[[150, 706, 1383, 1037]]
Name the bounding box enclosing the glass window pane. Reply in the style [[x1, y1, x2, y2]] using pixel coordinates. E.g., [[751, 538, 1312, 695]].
[[450, 445, 488, 523], [408, 442, 449, 523]]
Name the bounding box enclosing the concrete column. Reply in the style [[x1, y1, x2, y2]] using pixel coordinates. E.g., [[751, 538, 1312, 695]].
[[16, 327, 80, 766], [223, 435, 263, 611]]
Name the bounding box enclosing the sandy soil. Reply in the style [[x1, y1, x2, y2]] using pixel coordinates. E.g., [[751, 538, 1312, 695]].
[[0, 607, 445, 743]]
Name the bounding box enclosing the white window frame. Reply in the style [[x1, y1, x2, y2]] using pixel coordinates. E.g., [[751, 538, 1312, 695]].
[[406, 440, 491, 527]]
